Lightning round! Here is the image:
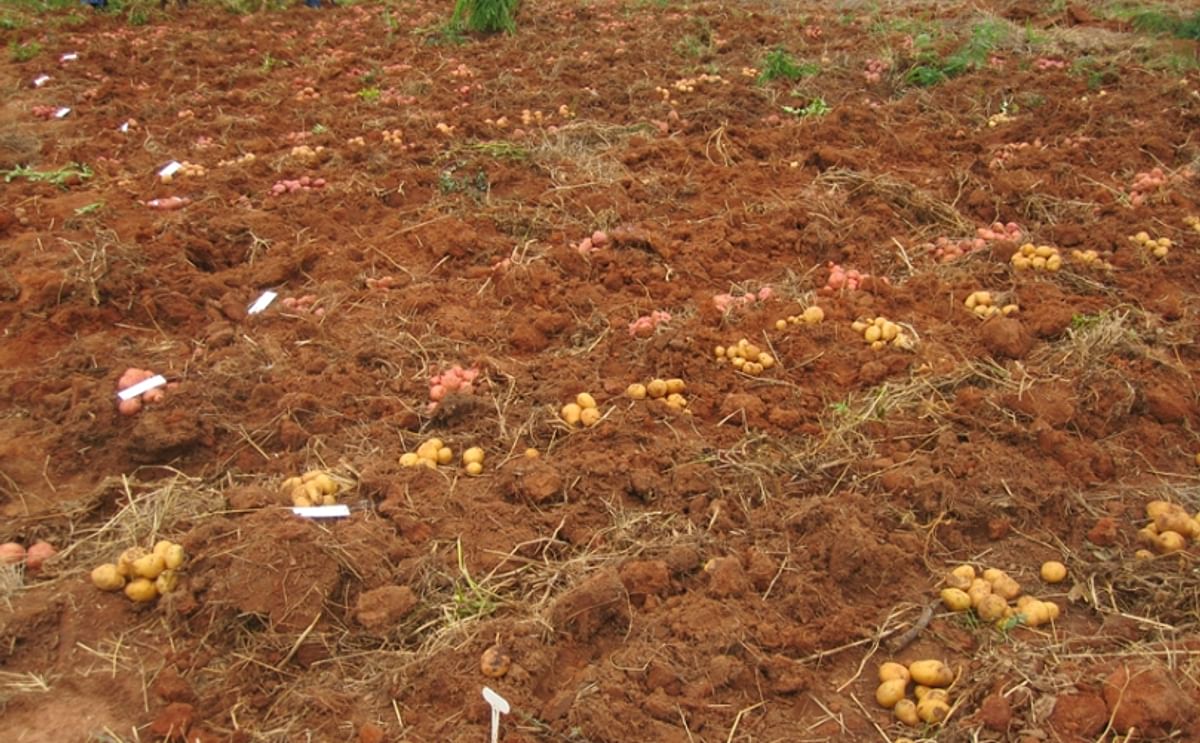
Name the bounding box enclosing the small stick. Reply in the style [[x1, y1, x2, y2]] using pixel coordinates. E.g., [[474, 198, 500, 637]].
[[889, 602, 935, 652]]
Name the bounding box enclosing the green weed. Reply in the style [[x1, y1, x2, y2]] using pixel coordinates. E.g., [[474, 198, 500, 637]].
[[450, 0, 519, 34], [3, 163, 93, 188], [74, 202, 105, 216], [782, 97, 831, 117], [356, 86, 381, 102], [906, 19, 1009, 87], [9, 41, 41, 63], [757, 48, 809, 84]]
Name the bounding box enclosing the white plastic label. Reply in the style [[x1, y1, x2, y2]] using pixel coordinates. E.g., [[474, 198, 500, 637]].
[[292, 505, 351, 518], [158, 161, 182, 177], [117, 374, 167, 401], [119, 121, 131, 133], [482, 687, 510, 743], [54, 107, 71, 119], [60, 53, 79, 62], [247, 290, 278, 315], [33, 75, 51, 87]]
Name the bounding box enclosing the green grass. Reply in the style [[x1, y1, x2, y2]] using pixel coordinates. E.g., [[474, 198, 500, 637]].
[[1127, 8, 1200, 39], [906, 19, 1009, 87], [782, 97, 831, 118], [450, 0, 519, 34], [356, 86, 381, 102], [757, 48, 812, 84], [9, 41, 41, 63], [3, 163, 93, 188]]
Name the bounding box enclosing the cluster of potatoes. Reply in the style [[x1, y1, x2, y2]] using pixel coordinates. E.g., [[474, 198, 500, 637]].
[[90, 540, 186, 603], [963, 291, 1018, 319], [875, 659, 954, 726], [626, 378, 689, 412], [851, 317, 914, 351], [280, 470, 340, 507], [1185, 215, 1199, 234], [161, 161, 206, 183], [217, 152, 256, 168], [939, 564, 1062, 627], [289, 145, 327, 164], [713, 339, 776, 375], [1135, 500, 1200, 557], [1127, 231, 1171, 259], [561, 393, 604, 428], [382, 129, 406, 147], [1010, 243, 1062, 271], [774, 305, 826, 331], [399, 439, 487, 475], [1070, 248, 1114, 270]]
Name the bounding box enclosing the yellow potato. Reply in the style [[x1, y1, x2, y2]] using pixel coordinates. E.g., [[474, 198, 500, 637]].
[[280, 476, 302, 494], [1145, 500, 1173, 519], [878, 662, 910, 684], [1040, 561, 1067, 584], [462, 447, 485, 466], [580, 407, 602, 427], [894, 698, 919, 726], [91, 563, 126, 592], [437, 446, 454, 465], [908, 660, 952, 688], [152, 540, 174, 559], [1154, 510, 1194, 539], [155, 570, 178, 594], [576, 392, 597, 410], [1135, 548, 1154, 560], [162, 544, 186, 570], [124, 578, 158, 603], [864, 325, 882, 343], [312, 473, 338, 496], [802, 306, 824, 323], [302, 480, 324, 502], [524, 448, 539, 458], [1155, 531, 1186, 554], [976, 594, 1008, 622], [561, 403, 582, 425], [416, 439, 442, 461], [774, 319, 787, 331], [465, 462, 484, 476], [875, 679, 908, 709], [940, 587, 971, 612], [399, 452, 420, 467], [1043, 601, 1061, 621], [666, 393, 688, 408], [992, 575, 1022, 600], [647, 379, 668, 399], [626, 383, 647, 400], [117, 547, 147, 577], [131, 553, 167, 580], [665, 379, 686, 395], [301, 469, 325, 483], [1022, 601, 1050, 627], [917, 696, 950, 724]]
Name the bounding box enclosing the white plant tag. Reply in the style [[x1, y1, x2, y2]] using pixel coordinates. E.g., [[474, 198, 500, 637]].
[[247, 290, 278, 315], [158, 161, 182, 178], [482, 687, 510, 743], [33, 75, 51, 87], [54, 107, 71, 119], [292, 505, 351, 518], [117, 374, 167, 401], [60, 52, 79, 62]]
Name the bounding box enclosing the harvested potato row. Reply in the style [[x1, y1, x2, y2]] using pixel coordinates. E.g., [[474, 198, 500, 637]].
[[874, 659, 954, 726], [939, 564, 1062, 627], [1134, 500, 1200, 558], [90, 539, 187, 603], [626, 378, 689, 412], [851, 316, 914, 351], [774, 305, 825, 330], [561, 392, 603, 427], [1128, 231, 1171, 259], [713, 339, 775, 376], [280, 469, 341, 506], [1010, 243, 1062, 271], [1070, 248, 1114, 270], [400, 438, 454, 469], [963, 290, 1018, 319]]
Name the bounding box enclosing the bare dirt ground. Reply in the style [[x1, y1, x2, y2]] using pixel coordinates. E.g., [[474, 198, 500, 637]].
[[2, 0, 1200, 741]]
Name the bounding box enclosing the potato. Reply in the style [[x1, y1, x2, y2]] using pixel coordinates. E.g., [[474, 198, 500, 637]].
[[1022, 601, 1050, 627], [280, 476, 302, 494], [416, 439, 443, 460], [802, 306, 825, 323], [875, 679, 908, 709], [1145, 500, 1172, 519], [992, 575, 1022, 600], [560, 403, 582, 425], [647, 379, 668, 399], [124, 578, 158, 603], [399, 452, 420, 467], [302, 481, 324, 502], [894, 698, 919, 726], [1043, 601, 1061, 621], [436, 446, 454, 466], [91, 563, 126, 591], [878, 661, 910, 684], [152, 540, 174, 559], [976, 594, 1008, 622], [940, 588, 971, 612], [1040, 561, 1067, 584], [982, 568, 1005, 583], [576, 392, 597, 410], [462, 447, 485, 466], [0, 542, 25, 565], [1155, 530, 1186, 554], [118, 547, 147, 577], [312, 473, 338, 496], [480, 644, 511, 678], [301, 469, 325, 483], [864, 325, 882, 343], [1135, 548, 1154, 560], [626, 383, 647, 400], [917, 696, 950, 724], [913, 685, 930, 700], [155, 570, 178, 594], [132, 553, 167, 580], [524, 448, 539, 458], [162, 544, 186, 570], [580, 407, 602, 427], [908, 660, 952, 688], [1136, 525, 1159, 547], [775, 319, 787, 331], [665, 378, 686, 395], [465, 462, 484, 476], [1155, 510, 1194, 539]]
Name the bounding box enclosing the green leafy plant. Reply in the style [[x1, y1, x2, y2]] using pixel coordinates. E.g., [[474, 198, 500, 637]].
[[357, 86, 381, 102], [906, 19, 1008, 87], [311, 123, 328, 135], [757, 48, 808, 84], [3, 163, 93, 188], [1, 15, 24, 30], [9, 41, 41, 62], [450, 0, 519, 34], [782, 97, 831, 117], [74, 202, 105, 216]]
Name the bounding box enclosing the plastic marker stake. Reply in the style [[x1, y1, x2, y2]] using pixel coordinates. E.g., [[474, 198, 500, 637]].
[[158, 161, 182, 178], [482, 687, 510, 743], [117, 374, 167, 401], [292, 505, 350, 519], [60, 53, 79, 62], [247, 290, 278, 315], [33, 75, 51, 87], [119, 121, 131, 133], [54, 107, 71, 119]]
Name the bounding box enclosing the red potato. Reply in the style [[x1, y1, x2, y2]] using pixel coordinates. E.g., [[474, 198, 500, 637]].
[[0, 542, 26, 565], [25, 540, 56, 572]]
